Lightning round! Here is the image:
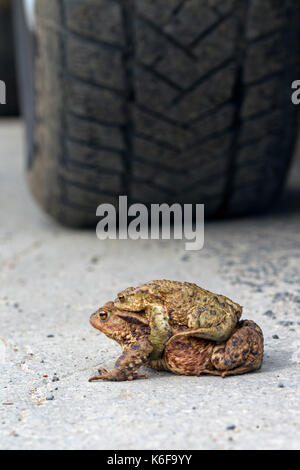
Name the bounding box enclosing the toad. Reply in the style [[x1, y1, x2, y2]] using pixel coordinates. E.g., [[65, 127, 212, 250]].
[[89, 302, 263, 382], [114, 280, 243, 358]]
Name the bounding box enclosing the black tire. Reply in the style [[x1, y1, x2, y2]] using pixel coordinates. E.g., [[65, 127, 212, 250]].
[[13, 0, 35, 163], [15, 0, 300, 226], [0, 0, 19, 116]]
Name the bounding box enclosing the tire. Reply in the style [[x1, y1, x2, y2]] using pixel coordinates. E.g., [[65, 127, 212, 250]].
[[0, 0, 19, 116], [15, 0, 300, 226], [13, 0, 35, 163]]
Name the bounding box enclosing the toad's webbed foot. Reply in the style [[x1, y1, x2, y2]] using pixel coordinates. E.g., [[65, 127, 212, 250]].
[[89, 370, 147, 382], [89, 338, 153, 382]]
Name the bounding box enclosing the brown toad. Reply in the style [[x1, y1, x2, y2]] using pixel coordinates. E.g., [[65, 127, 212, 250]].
[[114, 280, 243, 359], [89, 302, 263, 382]]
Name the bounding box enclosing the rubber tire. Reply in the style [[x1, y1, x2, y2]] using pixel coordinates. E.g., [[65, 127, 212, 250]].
[[13, 0, 35, 164], [16, 0, 300, 226], [0, 0, 19, 116]]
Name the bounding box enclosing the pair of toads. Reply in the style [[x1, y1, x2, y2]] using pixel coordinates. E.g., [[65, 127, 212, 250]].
[[89, 280, 264, 382]]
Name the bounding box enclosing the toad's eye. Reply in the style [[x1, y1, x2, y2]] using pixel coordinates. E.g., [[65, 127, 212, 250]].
[[99, 312, 109, 321], [118, 294, 125, 303]]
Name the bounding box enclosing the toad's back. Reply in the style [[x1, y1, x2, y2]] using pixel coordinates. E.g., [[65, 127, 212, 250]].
[[146, 280, 242, 327]]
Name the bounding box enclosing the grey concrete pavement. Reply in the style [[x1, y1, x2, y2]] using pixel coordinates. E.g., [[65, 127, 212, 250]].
[[0, 120, 299, 450]]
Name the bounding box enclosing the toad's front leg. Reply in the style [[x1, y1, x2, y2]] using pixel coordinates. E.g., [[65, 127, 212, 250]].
[[89, 338, 153, 382], [148, 305, 173, 360]]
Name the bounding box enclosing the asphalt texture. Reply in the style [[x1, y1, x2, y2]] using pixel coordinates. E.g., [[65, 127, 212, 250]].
[[0, 120, 299, 450]]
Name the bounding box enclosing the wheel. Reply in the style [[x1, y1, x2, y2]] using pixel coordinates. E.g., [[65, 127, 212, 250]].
[[13, 0, 35, 164], [0, 0, 19, 116], [14, 0, 300, 226]]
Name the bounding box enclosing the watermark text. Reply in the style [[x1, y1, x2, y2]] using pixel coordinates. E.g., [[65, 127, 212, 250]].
[[96, 196, 204, 251], [0, 80, 6, 105]]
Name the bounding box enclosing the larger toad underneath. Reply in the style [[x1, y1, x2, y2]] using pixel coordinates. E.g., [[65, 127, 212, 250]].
[[89, 302, 263, 382]]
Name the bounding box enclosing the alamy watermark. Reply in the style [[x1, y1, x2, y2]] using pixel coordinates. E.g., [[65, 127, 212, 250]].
[[96, 196, 204, 251], [291, 80, 300, 105], [0, 80, 6, 105]]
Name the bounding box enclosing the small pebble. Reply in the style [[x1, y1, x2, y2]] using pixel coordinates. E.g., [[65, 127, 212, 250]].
[[46, 394, 54, 401], [226, 425, 236, 431], [47, 335, 55, 338], [264, 310, 276, 319], [278, 383, 285, 388], [272, 335, 279, 339], [52, 376, 59, 382]]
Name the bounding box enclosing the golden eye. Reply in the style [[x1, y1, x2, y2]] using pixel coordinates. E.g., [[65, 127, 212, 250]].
[[99, 312, 109, 321], [118, 294, 125, 303]]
